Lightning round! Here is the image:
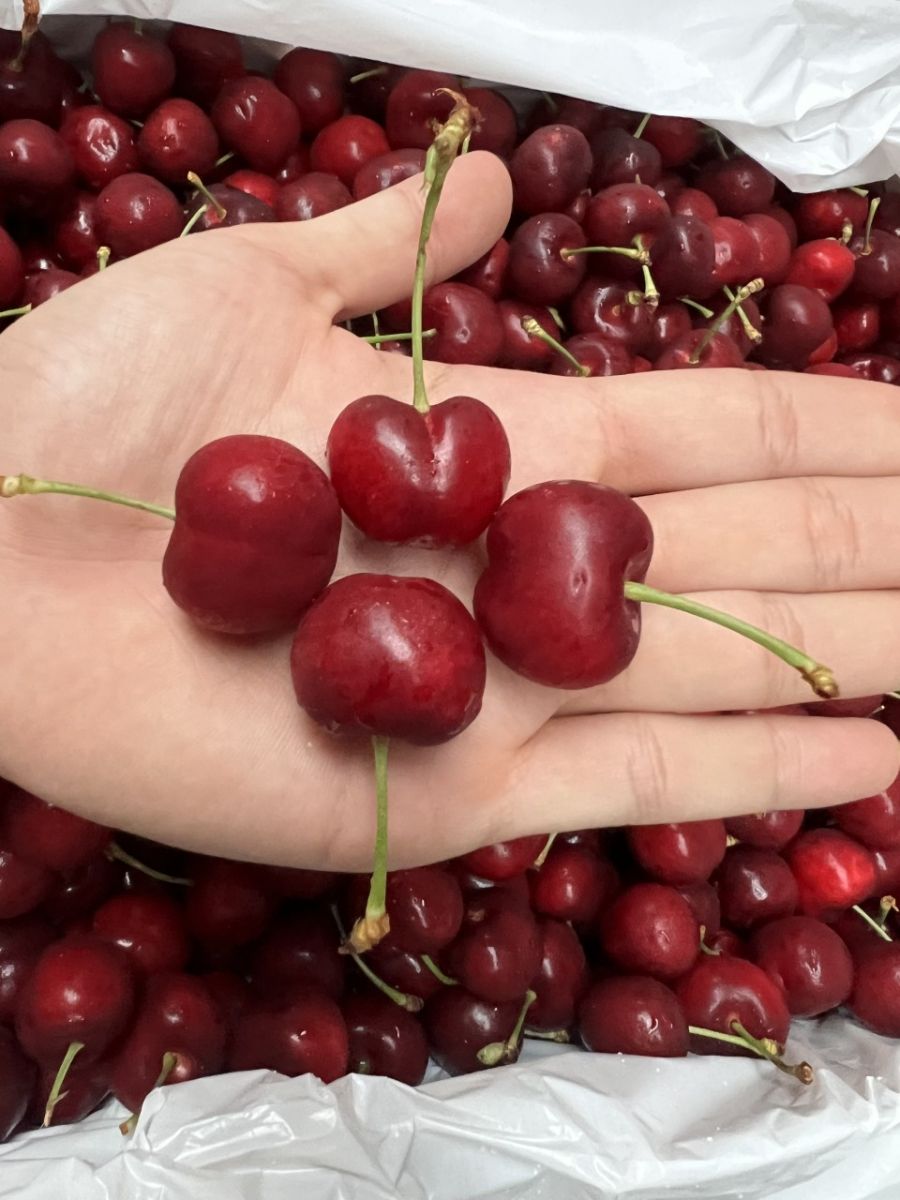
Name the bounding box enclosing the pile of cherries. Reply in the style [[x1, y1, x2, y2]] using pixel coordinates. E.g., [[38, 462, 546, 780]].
[[1, 7, 900, 1148]]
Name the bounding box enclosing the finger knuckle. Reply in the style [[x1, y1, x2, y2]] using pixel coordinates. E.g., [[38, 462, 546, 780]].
[[623, 716, 671, 825], [752, 371, 801, 477], [761, 716, 807, 809], [796, 477, 865, 590], [753, 592, 809, 704]]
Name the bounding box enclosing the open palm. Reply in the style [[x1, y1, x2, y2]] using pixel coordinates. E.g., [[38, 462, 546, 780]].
[[1, 151, 898, 872]]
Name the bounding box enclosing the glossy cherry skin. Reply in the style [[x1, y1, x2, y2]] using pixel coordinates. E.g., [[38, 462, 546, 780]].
[[91, 892, 189, 976], [228, 988, 349, 1083], [167, 23, 244, 108], [249, 907, 347, 1001], [0, 848, 55, 919], [785, 237, 855, 302], [600, 883, 699, 981], [724, 810, 804, 851], [292, 574, 486, 745], [447, 890, 542, 1003], [310, 114, 391, 188], [509, 124, 592, 215], [507, 212, 587, 305], [212, 76, 301, 173], [52, 191, 100, 271], [0, 914, 55, 1024], [847, 942, 900, 1037], [678, 957, 790, 1055], [42, 856, 122, 928], [0, 226, 23, 306], [94, 173, 182, 257], [0, 119, 74, 211], [365, 941, 444, 1003], [22, 268, 79, 308], [0, 1026, 34, 1140], [643, 302, 692, 359], [570, 279, 654, 353], [590, 128, 662, 189], [466, 87, 518, 157], [59, 105, 139, 191], [137, 97, 219, 183], [423, 988, 519, 1075], [850, 231, 900, 301], [832, 774, 900, 848], [456, 237, 509, 301], [696, 155, 775, 217], [275, 172, 351, 222], [584, 182, 670, 248], [526, 94, 607, 140], [642, 115, 703, 167], [715, 846, 798, 929], [793, 188, 868, 241], [327, 395, 510, 548], [527, 917, 589, 1030], [627, 820, 727, 885], [749, 915, 852, 1017], [671, 187, 718, 222], [274, 48, 345, 134], [839, 351, 900, 385], [530, 844, 619, 925], [675, 881, 721, 935], [384, 69, 457, 150], [496, 300, 557, 370], [421, 283, 504, 366], [346, 865, 465, 954], [162, 434, 340, 635], [650, 215, 716, 300], [91, 24, 175, 118], [784, 828, 876, 917], [186, 859, 276, 950], [475, 481, 652, 689], [344, 992, 429, 1086], [744, 211, 792, 285], [352, 148, 424, 201], [579, 975, 688, 1057], [460, 836, 546, 882], [186, 182, 276, 231], [1, 790, 110, 874], [709, 216, 760, 287], [832, 299, 880, 352], [756, 284, 834, 370], [222, 169, 280, 210], [0, 29, 66, 126], [16, 935, 135, 1064]]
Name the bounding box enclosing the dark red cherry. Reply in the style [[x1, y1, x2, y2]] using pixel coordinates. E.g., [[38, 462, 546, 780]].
[[654, 328, 744, 371], [466, 87, 517, 157], [0, 226, 23, 306], [833, 299, 880, 352], [579, 975, 688, 1056], [0, 27, 65, 126], [744, 211, 792, 286], [273, 144, 311, 183], [496, 300, 558, 370], [249, 907, 347, 1001], [509, 124, 592, 214], [584, 182, 670, 249], [0, 119, 74, 212], [805, 362, 858, 379], [846, 942, 900, 1036], [311, 113, 391, 187], [838, 351, 900, 385], [459, 835, 545, 882], [526, 95, 606, 140], [421, 282, 504, 366], [701, 292, 763, 359], [91, 891, 189, 976], [1, 790, 110, 874], [644, 301, 693, 359], [52, 191, 100, 270], [455, 237, 509, 301], [550, 332, 635, 376], [447, 891, 542, 1003], [570, 279, 655, 353], [0, 914, 55, 1024], [627, 820, 727, 885], [260, 865, 340, 901], [527, 917, 589, 1030], [199, 970, 250, 1035], [725, 810, 804, 850], [696, 155, 775, 216], [756, 283, 834, 370], [850, 230, 900, 300], [348, 865, 465, 954], [677, 957, 790, 1055], [715, 846, 798, 929], [91, 24, 175, 118], [186, 859, 276, 950], [474, 481, 652, 689], [347, 62, 404, 121], [42, 855, 122, 927], [784, 828, 876, 917], [385, 69, 458, 150], [60, 104, 139, 190], [161, 434, 341, 635], [352, 148, 425, 200], [228, 988, 349, 1083], [212, 76, 301, 173], [137, 97, 219, 183], [642, 116, 703, 167], [874, 192, 900, 239], [0, 1026, 34, 1139], [276, 172, 352, 221], [529, 844, 619, 925], [749, 915, 853, 1017], [590, 128, 662, 188], [365, 941, 444, 1003], [423, 988, 519, 1075], [832, 773, 900, 848], [222, 169, 279, 210], [186, 182, 276, 231], [22, 267, 79, 308], [167, 23, 244, 108], [872, 845, 900, 896], [95, 172, 182, 257], [785, 237, 855, 302], [344, 991, 428, 1085], [507, 212, 587, 305], [327, 396, 510, 548], [675, 881, 721, 935], [671, 187, 718, 222], [709, 216, 760, 287], [650, 214, 716, 300], [793, 188, 868, 241], [600, 882, 699, 981], [0, 848, 55, 919], [274, 48, 345, 135]]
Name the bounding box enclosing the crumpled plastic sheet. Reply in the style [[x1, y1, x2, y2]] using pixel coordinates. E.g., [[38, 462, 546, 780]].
[[2, 0, 900, 189], [0, 1018, 899, 1199]]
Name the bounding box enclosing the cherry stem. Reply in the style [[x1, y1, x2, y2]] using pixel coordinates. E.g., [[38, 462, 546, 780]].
[[698, 924, 721, 956], [541, 92, 559, 113], [689, 1022, 813, 1084], [0, 304, 32, 319], [96, 246, 111, 272], [361, 329, 436, 345], [852, 903, 893, 942], [633, 236, 659, 307], [850, 186, 869, 198], [862, 196, 881, 255], [421, 953, 458, 985], [0, 474, 176, 521], [532, 831, 558, 869], [689, 278, 764, 364], [331, 905, 423, 1009], [520, 316, 589, 376], [349, 65, 389, 84], [119, 1051, 178, 1136], [107, 842, 193, 886], [725, 833, 740, 847], [680, 297, 714, 319], [622, 580, 838, 698], [411, 91, 477, 415], [562, 244, 650, 265], [633, 113, 652, 139], [477, 989, 537, 1066], [722, 285, 763, 344], [345, 736, 391, 954], [43, 1040, 85, 1128], [186, 171, 226, 221], [840, 222, 853, 246], [547, 306, 565, 331], [524, 1027, 570, 1043], [10, 0, 40, 71], [214, 151, 235, 168]]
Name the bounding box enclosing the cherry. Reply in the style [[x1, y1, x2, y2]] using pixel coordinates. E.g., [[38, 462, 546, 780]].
[[421, 282, 504, 366], [0, 226, 23, 307], [91, 23, 175, 118], [110, 972, 227, 1113], [347, 865, 465, 954], [832, 773, 900, 848], [849, 230, 900, 301], [874, 192, 900, 239], [812, 696, 884, 723], [22, 267, 79, 308], [839, 351, 900, 385], [833, 299, 880, 352], [846, 941, 900, 1036], [447, 890, 541, 1002], [166, 23, 244, 108], [785, 237, 855, 302], [599, 882, 699, 981], [91, 891, 189, 976], [222, 169, 279, 210], [1, 789, 110, 874], [384, 69, 458, 149], [0, 848, 55, 919], [0, 1026, 34, 1140], [570, 279, 654, 353], [423, 987, 520, 1074], [793, 188, 869, 241], [273, 48, 345, 134], [347, 61, 404, 121], [30, 1053, 109, 1128], [749, 915, 853, 1017], [0, 914, 55, 1024], [212, 76, 301, 173], [509, 124, 592, 214], [42, 855, 122, 927], [584, 182, 670, 250], [466, 87, 517, 157], [137, 97, 219, 183], [95, 173, 182, 257], [261, 865, 340, 901], [590, 128, 662, 189], [641, 115, 703, 166], [454, 867, 532, 907], [185, 858, 276, 950], [526, 95, 606, 140], [249, 907, 347, 1001], [756, 283, 834, 370], [650, 214, 716, 300], [276, 172, 352, 221], [364, 941, 444, 1003], [695, 155, 775, 216], [199, 970, 250, 1036], [805, 362, 858, 379], [0, 119, 74, 212], [228, 988, 349, 1083], [352, 148, 425, 200], [162, 434, 340, 634], [310, 113, 391, 187], [579, 976, 688, 1057], [677, 957, 791, 1058], [16, 934, 135, 1064], [459, 835, 545, 882], [185, 180, 276, 231], [725, 810, 804, 851], [709, 216, 760, 287], [530, 844, 619, 925], [705, 928, 746, 958], [527, 917, 589, 1030], [52, 191, 100, 271], [744, 211, 792, 285], [671, 187, 718, 222], [0, 23, 65, 126], [497, 302, 559, 370], [507, 212, 587, 305], [675, 881, 721, 935], [715, 846, 799, 929], [344, 991, 428, 1085], [455, 237, 509, 300], [702, 292, 763, 359], [627, 820, 727, 885], [784, 828, 876, 917], [59, 104, 139, 191], [644, 301, 693, 358], [554, 332, 637, 377]]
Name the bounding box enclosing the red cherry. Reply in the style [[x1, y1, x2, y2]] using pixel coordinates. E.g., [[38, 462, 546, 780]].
[[675, 881, 721, 934], [847, 941, 900, 1036], [709, 216, 760, 287], [600, 882, 700, 981], [0, 28, 65, 126], [291, 575, 486, 745], [22, 268, 79, 308], [347, 866, 465, 954], [222, 168, 279, 209], [509, 124, 592, 215], [705, 928, 746, 958], [0, 1026, 34, 1139], [644, 301, 693, 360], [0, 226, 23, 307], [570, 279, 655, 354], [627, 820, 727, 885], [496, 300, 558, 370], [364, 941, 444, 1003], [455, 237, 509, 300], [833, 299, 881, 352], [385, 69, 458, 150], [750, 915, 853, 1017], [137, 97, 219, 183], [793, 188, 868, 241], [832, 773, 900, 848], [162, 435, 341, 635], [584, 182, 670, 249], [655, 329, 745, 371], [212, 76, 301, 173], [91, 23, 175, 118], [249, 907, 347, 1001], [703, 292, 763, 359], [327, 396, 510, 548], [185, 859, 276, 950], [352, 148, 425, 200], [260, 865, 340, 901], [715, 846, 799, 928], [228, 988, 349, 1083], [42, 855, 122, 927], [785, 237, 855, 302], [0, 118, 74, 212], [590, 128, 662, 189], [579, 975, 688, 1057], [872, 845, 900, 895], [527, 917, 589, 1030], [52, 191, 100, 271], [29, 1052, 110, 1129], [838, 351, 900, 385], [59, 105, 138, 191], [273, 48, 345, 135], [805, 362, 858, 379], [185, 182, 276, 231], [1, 789, 110, 873], [310, 113, 390, 187], [466, 87, 517, 157], [695, 155, 775, 216], [95, 173, 182, 257], [459, 835, 546, 882], [447, 890, 542, 1002], [677, 957, 790, 1056], [784, 828, 876, 916], [276, 172, 352, 221], [423, 987, 520, 1075], [850, 230, 900, 301], [650, 215, 716, 300], [526, 95, 606, 140], [507, 212, 587, 305], [199, 970, 250, 1035], [671, 187, 718, 222], [421, 282, 504, 366], [91, 891, 190, 976], [343, 991, 428, 1085], [744, 212, 792, 286], [0, 914, 55, 1024], [725, 810, 804, 850], [642, 116, 703, 167], [0, 848, 55, 919], [274, 145, 311, 183], [530, 844, 619, 925], [756, 284, 834, 370], [166, 23, 244, 109], [347, 61, 404, 121]]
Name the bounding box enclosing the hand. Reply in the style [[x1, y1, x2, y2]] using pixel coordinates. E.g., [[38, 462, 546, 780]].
[[1, 152, 897, 871]]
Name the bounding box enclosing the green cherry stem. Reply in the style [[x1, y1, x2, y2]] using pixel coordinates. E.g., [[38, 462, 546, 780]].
[[861, 196, 881, 256], [1, 474, 175, 521], [0, 304, 32, 319], [361, 328, 436, 345], [633, 113, 652, 139], [532, 831, 558, 869], [331, 905, 423, 1009], [722, 285, 763, 344], [698, 925, 721, 956], [119, 1052, 178, 1136], [477, 989, 537, 1067], [107, 842, 193, 886], [411, 91, 477, 415], [849, 186, 869, 198], [349, 65, 389, 84], [43, 1041, 85, 1127], [680, 297, 714, 319], [520, 316, 590, 376], [689, 277, 764, 364], [11, 0, 40, 70], [561, 243, 650, 265], [214, 150, 235, 168], [633, 236, 659, 307], [689, 1022, 814, 1084], [96, 245, 111, 271], [186, 171, 226, 220], [344, 736, 391, 954], [179, 204, 209, 237], [623, 580, 838, 698], [852, 903, 893, 942], [524, 1027, 570, 1043], [421, 954, 458, 985]]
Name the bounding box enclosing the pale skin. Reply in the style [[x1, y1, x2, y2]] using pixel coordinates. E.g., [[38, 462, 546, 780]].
[[1, 151, 899, 873]]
